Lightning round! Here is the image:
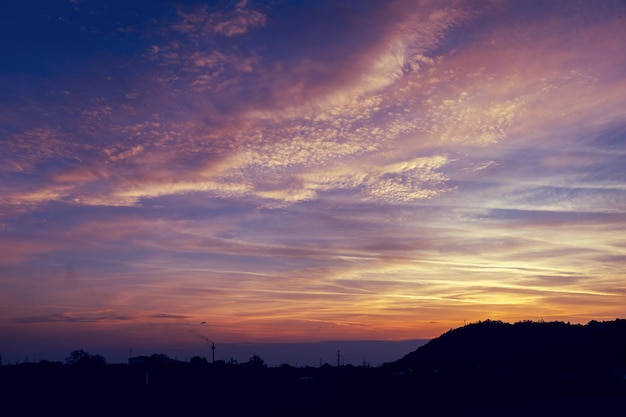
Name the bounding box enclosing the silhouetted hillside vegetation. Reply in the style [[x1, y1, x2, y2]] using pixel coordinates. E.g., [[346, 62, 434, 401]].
[[383, 319, 626, 416], [393, 319, 626, 374]]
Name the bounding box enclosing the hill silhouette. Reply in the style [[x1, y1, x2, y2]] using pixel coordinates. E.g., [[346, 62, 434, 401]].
[[2, 319, 625, 416], [383, 319, 626, 416], [393, 319, 626, 374]]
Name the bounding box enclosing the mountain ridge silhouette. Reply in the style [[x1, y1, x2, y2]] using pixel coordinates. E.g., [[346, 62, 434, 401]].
[[389, 318, 626, 378]]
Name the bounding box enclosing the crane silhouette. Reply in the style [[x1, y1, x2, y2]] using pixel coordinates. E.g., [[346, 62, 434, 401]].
[[199, 321, 215, 363]]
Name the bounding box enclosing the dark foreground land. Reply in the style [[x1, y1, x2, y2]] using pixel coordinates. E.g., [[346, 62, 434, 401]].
[[2, 319, 626, 416]]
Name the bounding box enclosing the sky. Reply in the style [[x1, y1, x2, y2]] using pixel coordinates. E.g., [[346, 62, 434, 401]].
[[1, 0, 625, 364]]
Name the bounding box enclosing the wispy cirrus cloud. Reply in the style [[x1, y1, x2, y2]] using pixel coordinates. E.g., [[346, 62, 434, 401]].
[[0, 2, 512, 211], [14, 312, 133, 324]]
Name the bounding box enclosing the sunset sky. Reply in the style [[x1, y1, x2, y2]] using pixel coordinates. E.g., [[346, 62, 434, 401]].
[[1, 0, 625, 364]]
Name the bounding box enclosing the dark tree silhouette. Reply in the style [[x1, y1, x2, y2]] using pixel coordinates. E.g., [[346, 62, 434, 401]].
[[246, 354, 266, 367], [65, 349, 106, 367], [150, 353, 170, 360], [65, 349, 90, 365], [189, 356, 209, 366]]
